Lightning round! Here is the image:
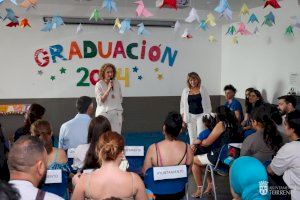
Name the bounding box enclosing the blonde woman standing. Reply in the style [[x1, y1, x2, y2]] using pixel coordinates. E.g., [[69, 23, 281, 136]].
[[180, 72, 212, 144]]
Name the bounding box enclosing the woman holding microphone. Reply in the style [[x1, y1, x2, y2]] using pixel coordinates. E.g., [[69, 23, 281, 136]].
[[95, 63, 123, 134]]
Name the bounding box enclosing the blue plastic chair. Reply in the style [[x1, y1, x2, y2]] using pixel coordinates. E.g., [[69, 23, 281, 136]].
[[200, 144, 230, 200], [144, 166, 188, 198]]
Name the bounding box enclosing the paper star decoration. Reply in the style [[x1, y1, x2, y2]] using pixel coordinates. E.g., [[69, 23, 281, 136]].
[[285, 25, 294, 37], [199, 20, 207, 31], [156, 0, 177, 9], [226, 25, 236, 35], [20, 0, 37, 9], [236, 23, 251, 35], [3, 8, 18, 23], [290, 16, 300, 29], [262, 12, 275, 27], [240, 3, 249, 15], [60, 67, 67, 74], [214, 0, 232, 21], [253, 26, 259, 34], [185, 8, 199, 23], [102, 0, 117, 13], [154, 67, 159, 72], [157, 74, 163, 80], [37, 70, 43, 75], [208, 35, 217, 43], [137, 23, 150, 36], [76, 24, 83, 34], [90, 9, 101, 22], [119, 19, 131, 34], [232, 36, 238, 44], [133, 66, 139, 73], [20, 18, 31, 28], [248, 13, 259, 23], [138, 75, 143, 80], [113, 18, 121, 30], [50, 75, 56, 81], [206, 13, 216, 27], [173, 20, 181, 32], [264, 0, 281, 9], [134, 1, 153, 18], [181, 28, 192, 39]]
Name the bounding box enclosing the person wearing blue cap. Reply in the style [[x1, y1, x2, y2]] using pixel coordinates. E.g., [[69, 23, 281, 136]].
[[230, 156, 270, 200]]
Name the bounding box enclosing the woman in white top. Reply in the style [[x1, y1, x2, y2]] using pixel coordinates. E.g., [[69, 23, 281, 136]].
[[95, 63, 123, 134], [180, 72, 212, 144]]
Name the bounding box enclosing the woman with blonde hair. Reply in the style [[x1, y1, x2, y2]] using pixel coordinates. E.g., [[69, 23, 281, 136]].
[[180, 72, 212, 144], [95, 63, 123, 134], [72, 131, 147, 200]]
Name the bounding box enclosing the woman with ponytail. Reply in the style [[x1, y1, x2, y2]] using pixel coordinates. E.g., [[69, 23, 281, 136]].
[[72, 131, 147, 200], [241, 104, 283, 164]]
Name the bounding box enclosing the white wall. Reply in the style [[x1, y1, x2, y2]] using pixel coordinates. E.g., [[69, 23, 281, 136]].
[[0, 3, 221, 98], [221, 0, 300, 103]]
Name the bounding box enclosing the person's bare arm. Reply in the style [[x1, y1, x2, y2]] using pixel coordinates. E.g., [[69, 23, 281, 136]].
[[142, 144, 155, 175], [201, 122, 224, 147]]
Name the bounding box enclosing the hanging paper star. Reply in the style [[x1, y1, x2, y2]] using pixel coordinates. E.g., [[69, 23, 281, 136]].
[[60, 67, 66, 74], [206, 13, 216, 27], [119, 19, 131, 34], [208, 35, 217, 43], [262, 12, 275, 27], [154, 67, 159, 72], [181, 28, 192, 39], [173, 20, 181, 32], [50, 75, 56, 81], [20, 0, 37, 9], [226, 25, 236, 35], [285, 25, 294, 37], [37, 70, 43, 75], [156, 0, 177, 9], [51, 16, 64, 29], [6, 21, 19, 27], [185, 8, 199, 23], [133, 66, 139, 73], [253, 26, 259, 34], [102, 0, 117, 13], [236, 23, 252, 35], [90, 9, 101, 22], [41, 21, 54, 32], [113, 18, 121, 30], [137, 23, 150, 36], [214, 0, 232, 21], [138, 75, 143, 80], [20, 18, 31, 28], [248, 13, 259, 23], [157, 74, 163, 80], [134, 1, 153, 17], [76, 24, 83, 34], [264, 0, 281, 9], [199, 20, 207, 31], [240, 3, 249, 15], [232, 36, 238, 44], [3, 8, 18, 23]]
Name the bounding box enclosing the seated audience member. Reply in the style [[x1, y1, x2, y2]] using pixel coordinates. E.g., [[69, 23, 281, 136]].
[[191, 106, 238, 198], [142, 111, 193, 199], [192, 113, 217, 155], [242, 89, 264, 138], [73, 115, 111, 170], [30, 120, 70, 199], [8, 135, 63, 200], [224, 84, 243, 123], [267, 110, 300, 200], [14, 103, 45, 142], [0, 123, 10, 181], [241, 87, 255, 127], [230, 156, 270, 200], [241, 105, 282, 164], [0, 179, 20, 200], [59, 96, 93, 150], [72, 131, 147, 200]]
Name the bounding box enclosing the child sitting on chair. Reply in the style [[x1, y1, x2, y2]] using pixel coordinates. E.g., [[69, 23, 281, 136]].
[[192, 113, 217, 155]]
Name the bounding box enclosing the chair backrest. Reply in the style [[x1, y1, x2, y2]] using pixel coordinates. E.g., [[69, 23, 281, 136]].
[[144, 166, 188, 195]]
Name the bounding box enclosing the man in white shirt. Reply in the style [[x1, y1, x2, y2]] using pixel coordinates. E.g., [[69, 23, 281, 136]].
[[59, 96, 93, 150], [8, 135, 63, 200]]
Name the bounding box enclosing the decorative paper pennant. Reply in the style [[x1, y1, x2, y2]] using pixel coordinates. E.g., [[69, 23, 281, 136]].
[[102, 0, 117, 13], [253, 26, 259, 34], [264, 0, 281, 9], [208, 35, 217, 43], [41, 21, 54, 32], [51, 16, 64, 29], [199, 20, 207, 31], [285, 25, 294, 37], [248, 13, 259, 23], [240, 3, 249, 15], [6, 21, 19, 27], [236, 23, 251, 35], [90, 9, 101, 21], [119, 18, 131, 34], [185, 8, 199, 23], [20, 0, 37, 9], [3, 8, 18, 23], [156, 0, 177, 9], [134, 1, 153, 17], [181, 28, 192, 39], [206, 13, 216, 27], [262, 12, 275, 27], [226, 25, 236, 35], [214, 0, 232, 20], [113, 18, 121, 29], [232, 36, 238, 44], [20, 18, 31, 28], [173, 20, 181, 32], [76, 23, 83, 34], [137, 23, 150, 36]]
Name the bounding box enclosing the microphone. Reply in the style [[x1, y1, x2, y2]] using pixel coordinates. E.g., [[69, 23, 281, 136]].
[[110, 77, 114, 91]]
